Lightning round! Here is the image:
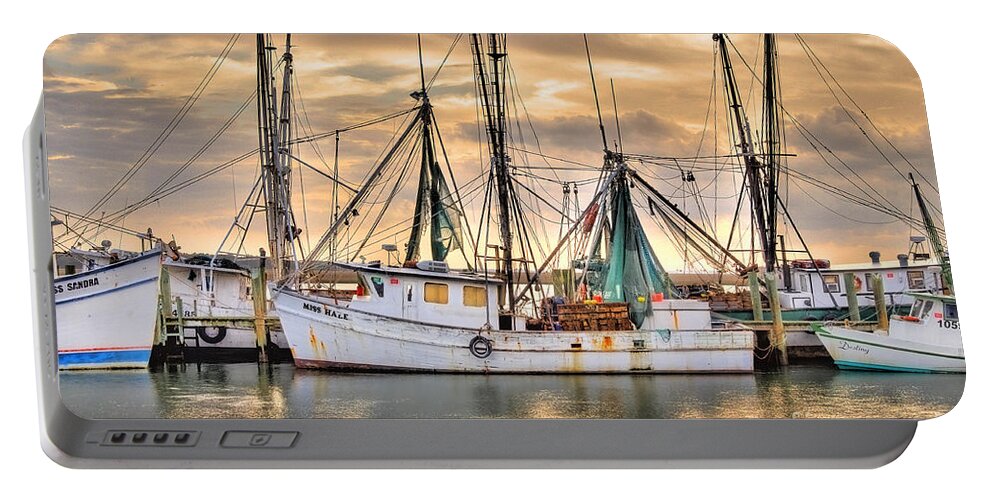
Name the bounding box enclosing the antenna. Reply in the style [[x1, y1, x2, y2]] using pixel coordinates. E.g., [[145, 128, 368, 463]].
[[610, 79, 623, 159], [583, 35, 609, 154], [417, 34, 426, 95]]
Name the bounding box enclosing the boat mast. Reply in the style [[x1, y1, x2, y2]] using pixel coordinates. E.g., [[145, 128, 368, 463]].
[[761, 34, 782, 275], [257, 34, 299, 281], [715, 34, 777, 273], [471, 33, 516, 311], [910, 172, 953, 294]]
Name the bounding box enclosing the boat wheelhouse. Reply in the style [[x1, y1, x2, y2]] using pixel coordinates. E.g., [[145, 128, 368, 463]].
[[162, 258, 289, 355], [777, 253, 945, 312]]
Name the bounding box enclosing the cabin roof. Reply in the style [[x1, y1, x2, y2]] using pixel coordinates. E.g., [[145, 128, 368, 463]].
[[793, 259, 940, 273], [165, 259, 250, 276], [334, 261, 499, 284], [907, 292, 956, 303]]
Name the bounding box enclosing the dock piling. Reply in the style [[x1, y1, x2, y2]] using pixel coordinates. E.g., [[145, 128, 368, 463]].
[[252, 254, 269, 364], [764, 271, 788, 366], [155, 267, 172, 346], [748, 271, 764, 321], [871, 273, 889, 333], [843, 273, 862, 322]]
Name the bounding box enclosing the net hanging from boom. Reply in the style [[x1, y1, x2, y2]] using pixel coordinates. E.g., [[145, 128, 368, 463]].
[[600, 173, 673, 328]]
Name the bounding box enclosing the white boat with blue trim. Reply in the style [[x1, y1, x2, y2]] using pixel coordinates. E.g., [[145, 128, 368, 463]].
[[54, 248, 163, 369], [813, 293, 963, 373]]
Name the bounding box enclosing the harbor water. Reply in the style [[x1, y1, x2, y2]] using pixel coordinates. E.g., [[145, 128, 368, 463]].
[[59, 363, 964, 420]]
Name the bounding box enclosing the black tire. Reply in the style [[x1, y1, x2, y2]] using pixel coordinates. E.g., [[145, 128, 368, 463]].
[[469, 336, 493, 359], [197, 326, 227, 345]]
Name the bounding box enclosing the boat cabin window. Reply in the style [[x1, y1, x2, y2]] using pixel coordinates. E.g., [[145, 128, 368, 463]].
[[799, 276, 809, 292], [865, 273, 875, 291], [406, 284, 413, 302], [822, 274, 841, 293], [909, 299, 924, 318], [907, 270, 926, 289], [355, 274, 370, 297], [920, 300, 935, 319], [370, 276, 385, 297], [463, 285, 487, 307], [944, 303, 958, 320], [424, 282, 449, 304]]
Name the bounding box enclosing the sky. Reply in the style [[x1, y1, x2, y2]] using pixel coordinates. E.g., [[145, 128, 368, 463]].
[[42, 34, 942, 272]]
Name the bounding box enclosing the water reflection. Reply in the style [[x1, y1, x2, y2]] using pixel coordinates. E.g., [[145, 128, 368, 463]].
[[58, 364, 964, 420]]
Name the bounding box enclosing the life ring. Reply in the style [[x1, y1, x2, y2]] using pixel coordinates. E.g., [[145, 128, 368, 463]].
[[852, 275, 863, 291], [197, 326, 227, 345], [469, 335, 493, 359]]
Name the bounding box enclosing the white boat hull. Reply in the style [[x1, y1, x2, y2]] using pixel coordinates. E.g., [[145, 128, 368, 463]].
[[54, 251, 162, 369], [814, 325, 965, 373], [274, 289, 754, 373]]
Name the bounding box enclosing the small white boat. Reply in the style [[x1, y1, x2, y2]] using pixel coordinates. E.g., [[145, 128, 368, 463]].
[[54, 249, 162, 369], [813, 293, 963, 373], [273, 263, 755, 374]]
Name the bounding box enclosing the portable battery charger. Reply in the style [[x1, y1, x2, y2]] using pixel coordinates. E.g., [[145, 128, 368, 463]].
[[27, 33, 961, 467]]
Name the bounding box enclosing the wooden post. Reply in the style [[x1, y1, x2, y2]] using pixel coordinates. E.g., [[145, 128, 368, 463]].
[[155, 267, 172, 346], [252, 256, 269, 363], [871, 273, 889, 333], [174, 296, 184, 332], [748, 271, 764, 321], [843, 273, 862, 322], [764, 272, 788, 366]]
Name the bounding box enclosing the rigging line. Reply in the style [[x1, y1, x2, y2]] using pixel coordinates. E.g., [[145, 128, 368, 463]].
[[292, 106, 420, 143], [511, 168, 599, 185], [725, 38, 907, 218], [505, 146, 601, 169], [333, 173, 489, 259], [299, 110, 424, 272], [512, 168, 619, 305], [786, 169, 939, 234], [60, 148, 260, 248], [505, 58, 557, 174], [354, 188, 490, 270], [295, 141, 313, 255], [791, 179, 900, 225], [286, 152, 359, 193], [430, 109, 480, 266], [99, 150, 258, 224], [503, 61, 563, 212], [795, 34, 941, 195], [141, 90, 256, 204], [85, 33, 240, 219], [510, 176, 575, 224], [793, 35, 922, 197], [50, 207, 155, 246], [425, 34, 463, 92], [292, 70, 333, 173], [349, 137, 421, 261]]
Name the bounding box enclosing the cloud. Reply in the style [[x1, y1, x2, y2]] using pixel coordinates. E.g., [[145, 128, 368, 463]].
[[43, 34, 943, 269]]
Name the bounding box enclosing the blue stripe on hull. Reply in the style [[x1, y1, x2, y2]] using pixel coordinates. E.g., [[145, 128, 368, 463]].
[[58, 349, 152, 369], [835, 360, 961, 374]]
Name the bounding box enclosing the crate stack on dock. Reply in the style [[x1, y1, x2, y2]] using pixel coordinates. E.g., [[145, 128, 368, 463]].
[[556, 302, 633, 331], [707, 291, 766, 312]]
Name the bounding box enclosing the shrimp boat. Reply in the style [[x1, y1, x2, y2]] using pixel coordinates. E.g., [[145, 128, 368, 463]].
[[813, 293, 963, 373], [53, 247, 163, 369], [272, 34, 755, 374], [161, 255, 289, 358]]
